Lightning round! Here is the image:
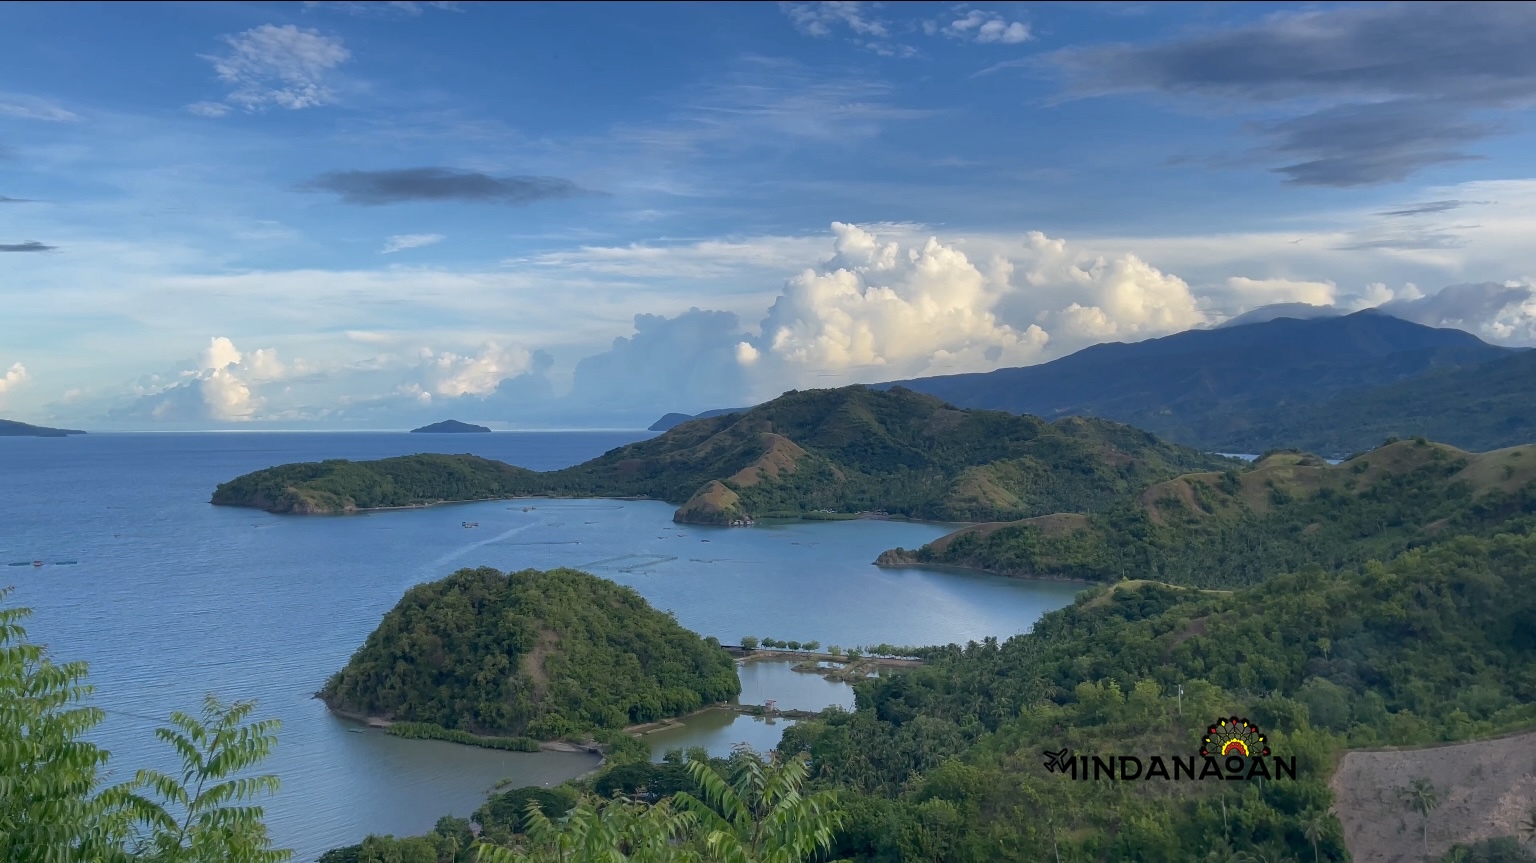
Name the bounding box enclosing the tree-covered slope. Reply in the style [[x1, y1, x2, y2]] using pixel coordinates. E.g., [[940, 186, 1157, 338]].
[[212, 385, 1235, 523], [876, 311, 1520, 454], [784, 528, 1536, 863], [1209, 346, 1536, 456], [319, 567, 741, 739], [880, 439, 1536, 588], [210, 453, 540, 513]]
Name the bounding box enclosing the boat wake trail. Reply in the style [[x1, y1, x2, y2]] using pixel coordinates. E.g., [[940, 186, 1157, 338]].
[[425, 521, 543, 576]]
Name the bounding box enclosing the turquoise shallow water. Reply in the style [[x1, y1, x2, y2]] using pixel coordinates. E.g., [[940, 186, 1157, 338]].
[[0, 432, 1082, 860]]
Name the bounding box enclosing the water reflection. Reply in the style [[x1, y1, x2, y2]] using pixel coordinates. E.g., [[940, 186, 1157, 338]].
[[645, 660, 859, 759]]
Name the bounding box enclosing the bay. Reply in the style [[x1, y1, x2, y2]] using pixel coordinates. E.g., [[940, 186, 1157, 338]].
[[0, 432, 1082, 860]]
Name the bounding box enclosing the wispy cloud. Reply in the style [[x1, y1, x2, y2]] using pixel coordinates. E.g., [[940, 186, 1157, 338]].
[[780, 1, 917, 58], [0, 241, 58, 253], [927, 6, 1033, 44], [0, 195, 35, 203], [300, 168, 597, 206], [381, 233, 445, 253], [302, 0, 462, 17], [0, 95, 79, 122], [1377, 199, 1490, 217], [184, 101, 232, 118], [199, 24, 351, 112], [612, 57, 935, 159]]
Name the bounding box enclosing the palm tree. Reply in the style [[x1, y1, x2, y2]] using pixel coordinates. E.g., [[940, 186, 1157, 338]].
[[1400, 777, 1439, 859], [475, 794, 699, 863], [672, 748, 848, 863], [1300, 809, 1330, 863], [472, 747, 846, 863]]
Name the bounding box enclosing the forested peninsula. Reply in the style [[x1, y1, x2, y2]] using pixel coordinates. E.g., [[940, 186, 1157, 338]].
[[880, 439, 1536, 589], [319, 567, 741, 741], [316, 475, 1536, 862], [211, 385, 1234, 524]]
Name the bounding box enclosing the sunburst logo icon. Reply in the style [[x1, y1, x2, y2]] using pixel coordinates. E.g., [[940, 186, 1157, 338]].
[[1201, 717, 1270, 758]]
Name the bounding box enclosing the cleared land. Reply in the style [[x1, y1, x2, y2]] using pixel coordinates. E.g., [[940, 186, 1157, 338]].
[[1331, 730, 1536, 862]]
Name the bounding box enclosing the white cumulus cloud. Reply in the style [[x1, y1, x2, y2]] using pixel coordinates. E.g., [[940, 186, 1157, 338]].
[[933, 7, 1032, 44], [414, 342, 534, 398], [739, 222, 1049, 388], [201, 24, 351, 112], [0, 362, 28, 399], [1009, 232, 1206, 343], [381, 233, 445, 254]]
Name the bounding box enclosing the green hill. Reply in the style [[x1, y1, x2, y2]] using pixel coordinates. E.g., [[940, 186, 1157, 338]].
[[210, 453, 538, 513], [319, 567, 741, 740], [879, 438, 1536, 588], [212, 385, 1235, 524], [876, 311, 1526, 455], [783, 527, 1536, 863]]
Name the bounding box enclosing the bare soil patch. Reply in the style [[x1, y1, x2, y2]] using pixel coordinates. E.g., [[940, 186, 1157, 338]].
[[1331, 731, 1536, 862]]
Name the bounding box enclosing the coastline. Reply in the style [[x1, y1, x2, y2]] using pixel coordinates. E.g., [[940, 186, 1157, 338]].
[[218, 488, 975, 529], [872, 556, 1103, 587]]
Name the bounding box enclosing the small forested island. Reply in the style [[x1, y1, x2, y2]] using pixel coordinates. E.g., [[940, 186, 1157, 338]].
[[409, 419, 491, 434], [212, 385, 1235, 524], [877, 437, 1536, 588], [0, 418, 86, 437], [319, 566, 741, 741]]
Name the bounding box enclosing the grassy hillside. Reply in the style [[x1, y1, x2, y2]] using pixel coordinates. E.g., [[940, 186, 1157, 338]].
[[881, 438, 1536, 588], [877, 311, 1521, 454], [319, 567, 741, 740], [213, 385, 1235, 523]]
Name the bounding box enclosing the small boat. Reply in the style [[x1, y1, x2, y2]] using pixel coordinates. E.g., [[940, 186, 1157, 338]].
[[32, 561, 43, 567], [461, 521, 479, 528], [347, 727, 365, 734]]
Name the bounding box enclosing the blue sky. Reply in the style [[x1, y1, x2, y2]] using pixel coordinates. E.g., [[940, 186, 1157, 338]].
[[3, 1, 1535, 428]]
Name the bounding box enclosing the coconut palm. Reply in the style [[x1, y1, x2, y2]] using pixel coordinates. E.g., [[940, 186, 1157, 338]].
[[1300, 809, 1330, 863], [672, 748, 848, 863], [472, 747, 846, 863], [474, 794, 699, 863], [1400, 777, 1439, 859]]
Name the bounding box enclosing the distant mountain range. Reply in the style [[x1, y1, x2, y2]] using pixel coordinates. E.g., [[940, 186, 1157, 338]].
[[647, 407, 752, 432], [872, 310, 1531, 456], [0, 419, 86, 437]]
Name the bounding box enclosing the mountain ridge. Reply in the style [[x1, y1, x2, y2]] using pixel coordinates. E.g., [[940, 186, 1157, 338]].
[[871, 311, 1523, 454], [212, 385, 1236, 524]]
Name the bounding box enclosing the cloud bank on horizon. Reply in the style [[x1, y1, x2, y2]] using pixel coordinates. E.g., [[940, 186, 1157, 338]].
[[2, 1, 1535, 428]]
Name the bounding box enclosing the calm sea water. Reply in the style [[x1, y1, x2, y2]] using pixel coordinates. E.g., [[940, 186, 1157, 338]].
[[0, 432, 1083, 861]]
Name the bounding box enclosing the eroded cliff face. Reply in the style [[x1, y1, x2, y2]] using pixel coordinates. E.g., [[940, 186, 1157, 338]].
[[874, 547, 920, 566]]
